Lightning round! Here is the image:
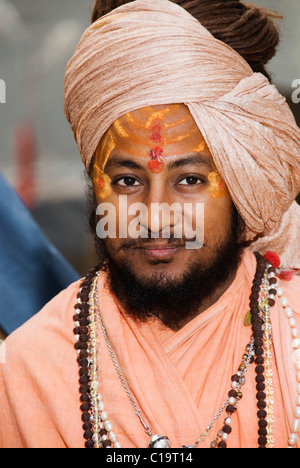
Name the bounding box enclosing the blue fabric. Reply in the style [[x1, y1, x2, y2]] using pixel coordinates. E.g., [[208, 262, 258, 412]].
[[0, 173, 80, 335]]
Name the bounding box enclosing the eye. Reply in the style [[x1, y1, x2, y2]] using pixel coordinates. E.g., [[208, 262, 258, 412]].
[[115, 176, 141, 187], [178, 176, 203, 186]]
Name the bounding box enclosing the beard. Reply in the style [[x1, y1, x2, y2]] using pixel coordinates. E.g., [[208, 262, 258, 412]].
[[88, 188, 246, 330]]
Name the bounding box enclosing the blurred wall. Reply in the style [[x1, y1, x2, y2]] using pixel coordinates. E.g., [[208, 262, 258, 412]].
[[0, 0, 299, 274]]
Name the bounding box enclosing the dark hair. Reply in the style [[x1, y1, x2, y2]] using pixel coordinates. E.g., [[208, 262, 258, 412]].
[[91, 0, 282, 82]]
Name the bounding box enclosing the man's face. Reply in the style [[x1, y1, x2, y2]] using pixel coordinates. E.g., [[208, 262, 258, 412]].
[[93, 104, 234, 284]]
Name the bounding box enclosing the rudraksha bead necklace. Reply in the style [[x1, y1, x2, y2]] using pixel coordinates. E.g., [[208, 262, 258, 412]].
[[73, 253, 300, 448]]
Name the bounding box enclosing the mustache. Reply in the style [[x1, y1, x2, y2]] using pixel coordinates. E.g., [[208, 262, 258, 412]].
[[118, 234, 197, 251]]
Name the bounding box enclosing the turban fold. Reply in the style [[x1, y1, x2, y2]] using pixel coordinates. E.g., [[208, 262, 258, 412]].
[[64, 0, 300, 268]]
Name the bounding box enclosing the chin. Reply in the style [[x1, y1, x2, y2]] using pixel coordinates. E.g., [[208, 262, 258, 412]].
[[129, 263, 186, 284]]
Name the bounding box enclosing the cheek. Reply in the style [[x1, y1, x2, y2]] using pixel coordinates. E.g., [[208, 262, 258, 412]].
[[203, 195, 233, 238], [105, 237, 121, 257], [95, 195, 141, 243]]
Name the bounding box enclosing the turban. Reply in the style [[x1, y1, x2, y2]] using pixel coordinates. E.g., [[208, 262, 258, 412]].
[[64, 0, 300, 269]]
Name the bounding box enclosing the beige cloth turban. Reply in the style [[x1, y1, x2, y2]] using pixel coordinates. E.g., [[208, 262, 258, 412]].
[[64, 0, 300, 269]]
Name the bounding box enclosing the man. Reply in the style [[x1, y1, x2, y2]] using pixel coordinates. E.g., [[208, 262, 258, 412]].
[[0, 0, 300, 449]]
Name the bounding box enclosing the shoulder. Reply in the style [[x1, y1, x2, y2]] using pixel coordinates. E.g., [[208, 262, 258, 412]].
[[280, 271, 300, 292], [0, 279, 87, 448], [3, 279, 82, 365]]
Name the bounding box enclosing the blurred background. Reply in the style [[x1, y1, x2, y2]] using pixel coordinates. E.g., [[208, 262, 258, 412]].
[[0, 0, 96, 277], [0, 0, 299, 336]]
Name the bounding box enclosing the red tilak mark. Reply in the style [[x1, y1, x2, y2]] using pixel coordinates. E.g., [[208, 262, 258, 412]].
[[150, 123, 163, 144], [148, 120, 165, 174], [148, 158, 165, 174], [148, 147, 165, 174], [150, 147, 163, 159]]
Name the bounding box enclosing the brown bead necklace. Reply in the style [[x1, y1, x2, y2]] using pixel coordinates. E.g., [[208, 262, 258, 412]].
[[73, 253, 279, 448]]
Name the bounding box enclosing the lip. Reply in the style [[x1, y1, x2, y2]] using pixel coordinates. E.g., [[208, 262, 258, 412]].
[[136, 245, 184, 259]]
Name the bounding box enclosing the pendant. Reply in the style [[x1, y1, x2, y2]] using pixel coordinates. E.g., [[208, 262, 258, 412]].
[[148, 435, 170, 448]]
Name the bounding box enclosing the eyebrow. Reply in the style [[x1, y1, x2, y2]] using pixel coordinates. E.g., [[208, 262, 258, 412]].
[[105, 156, 142, 170], [105, 153, 214, 171], [167, 154, 214, 171]]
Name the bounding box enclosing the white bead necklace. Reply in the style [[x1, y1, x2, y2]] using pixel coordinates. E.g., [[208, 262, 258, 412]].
[[274, 282, 300, 447]]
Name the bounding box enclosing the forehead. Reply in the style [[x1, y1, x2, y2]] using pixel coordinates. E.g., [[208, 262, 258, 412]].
[[114, 103, 194, 129], [101, 104, 208, 158]]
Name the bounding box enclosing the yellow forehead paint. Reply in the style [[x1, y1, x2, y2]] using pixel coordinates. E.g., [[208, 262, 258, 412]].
[[93, 131, 115, 200], [208, 171, 228, 199], [93, 105, 211, 199], [94, 163, 112, 200], [193, 140, 208, 153]]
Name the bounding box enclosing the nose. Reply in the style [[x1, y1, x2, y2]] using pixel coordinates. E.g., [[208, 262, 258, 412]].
[[138, 185, 180, 239]]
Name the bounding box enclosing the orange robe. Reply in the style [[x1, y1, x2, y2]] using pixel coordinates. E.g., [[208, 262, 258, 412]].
[[0, 249, 299, 448]]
